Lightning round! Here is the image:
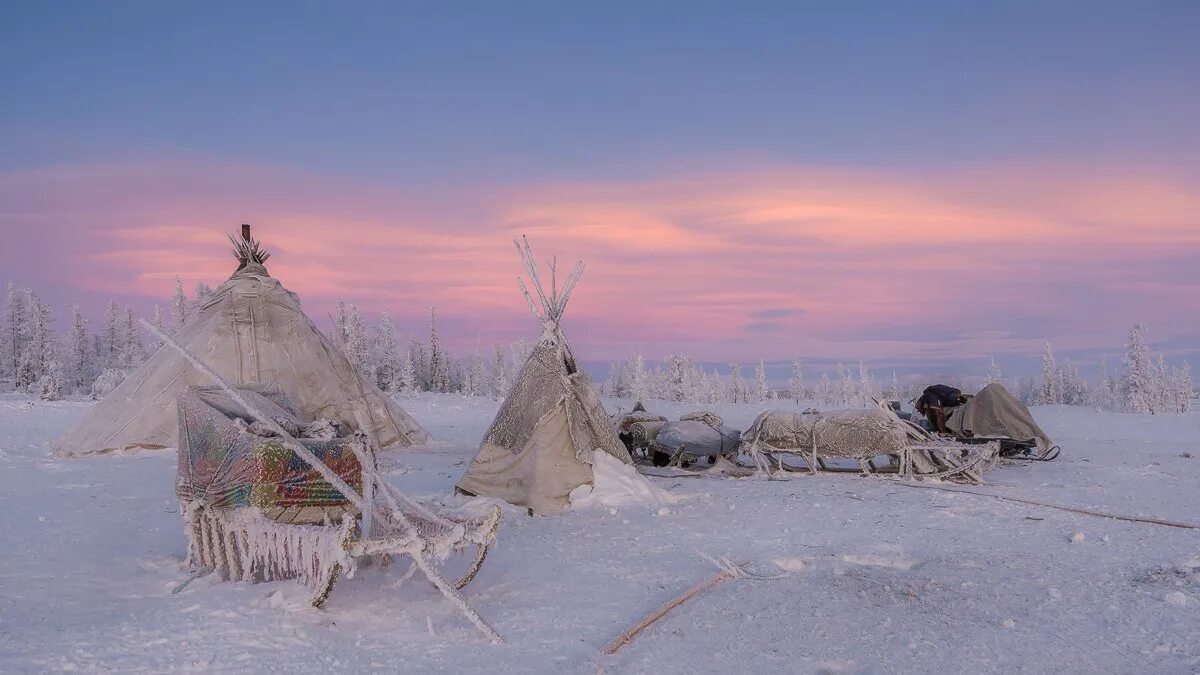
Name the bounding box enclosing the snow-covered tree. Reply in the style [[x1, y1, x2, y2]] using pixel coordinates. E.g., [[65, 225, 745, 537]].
[[149, 305, 166, 351], [1154, 353, 1171, 413], [333, 297, 348, 343], [36, 359, 65, 401], [91, 367, 125, 399], [727, 362, 746, 403], [65, 304, 91, 393], [409, 339, 429, 390], [343, 303, 367, 374], [492, 346, 509, 398], [466, 339, 488, 397], [1123, 324, 1154, 414], [856, 361, 874, 406], [171, 277, 189, 334], [371, 310, 399, 392], [815, 372, 835, 406], [120, 308, 145, 369], [888, 371, 901, 403], [398, 341, 418, 398], [428, 307, 449, 393], [1060, 359, 1087, 406], [17, 293, 51, 390], [194, 281, 214, 306], [753, 359, 770, 402], [1039, 342, 1061, 405], [629, 353, 650, 403], [1, 282, 26, 386], [1172, 363, 1194, 413], [987, 358, 1002, 384], [1093, 356, 1115, 409], [664, 353, 701, 402], [103, 299, 121, 368], [1016, 376, 1036, 404], [787, 359, 804, 404], [836, 363, 854, 407]]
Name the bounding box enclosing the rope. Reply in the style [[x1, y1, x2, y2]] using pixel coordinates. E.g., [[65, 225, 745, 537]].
[[893, 481, 1200, 530]]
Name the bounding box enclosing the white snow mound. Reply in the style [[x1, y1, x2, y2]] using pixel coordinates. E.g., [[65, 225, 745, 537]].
[[570, 451, 680, 509]]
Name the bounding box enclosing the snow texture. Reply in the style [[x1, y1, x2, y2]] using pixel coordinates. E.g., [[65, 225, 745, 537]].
[[1, 393, 1199, 672]]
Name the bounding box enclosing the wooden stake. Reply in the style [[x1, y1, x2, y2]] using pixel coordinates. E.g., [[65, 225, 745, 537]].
[[602, 566, 740, 656]]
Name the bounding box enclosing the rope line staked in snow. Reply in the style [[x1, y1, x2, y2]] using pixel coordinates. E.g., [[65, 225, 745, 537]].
[[894, 481, 1200, 530]]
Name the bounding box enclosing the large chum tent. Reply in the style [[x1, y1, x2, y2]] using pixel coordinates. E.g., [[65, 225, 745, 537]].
[[56, 225, 428, 456], [457, 237, 631, 514]]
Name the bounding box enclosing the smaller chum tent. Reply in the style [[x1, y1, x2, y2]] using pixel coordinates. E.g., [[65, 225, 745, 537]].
[[55, 225, 428, 456], [457, 237, 631, 514], [946, 383, 1054, 456]]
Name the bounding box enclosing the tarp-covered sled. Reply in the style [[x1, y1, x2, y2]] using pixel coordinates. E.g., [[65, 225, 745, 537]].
[[946, 383, 1059, 460]]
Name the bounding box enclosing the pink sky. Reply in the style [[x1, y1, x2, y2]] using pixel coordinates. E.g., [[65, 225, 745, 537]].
[[2, 159, 1198, 369]]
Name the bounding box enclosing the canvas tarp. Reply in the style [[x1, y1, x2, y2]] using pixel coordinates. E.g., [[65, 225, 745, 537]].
[[458, 338, 631, 515], [56, 264, 428, 456], [946, 383, 1054, 454], [653, 412, 741, 458]]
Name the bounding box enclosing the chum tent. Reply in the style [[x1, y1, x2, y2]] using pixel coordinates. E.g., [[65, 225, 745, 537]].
[[55, 225, 428, 456], [457, 237, 631, 514]]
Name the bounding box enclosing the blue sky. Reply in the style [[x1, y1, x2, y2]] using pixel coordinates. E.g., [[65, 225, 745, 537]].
[[2, 2, 1198, 375]]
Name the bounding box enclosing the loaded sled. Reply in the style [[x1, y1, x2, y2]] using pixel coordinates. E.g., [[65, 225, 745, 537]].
[[176, 385, 503, 642]]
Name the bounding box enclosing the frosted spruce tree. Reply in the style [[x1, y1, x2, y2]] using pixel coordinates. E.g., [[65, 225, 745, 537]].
[[727, 362, 745, 403], [120, 308, 145, 369], [816, 372, 835, 406], [1039, 342, 1061, 405], [65, 304, 91, 393], [752, 359, 770, 402], [987, 357, 1002, 384], [17, 292, 51, 390], [836, 363, 854, 407], [630, 353, 650, 403], [408, 339, 429, 390], [194, 281, 214, 306], [171, 276, 189, 334], [1060, 359, 1087, 406], [492, 345, 508, 398], [787, 359, 804, 404], [397, 343, 418, 398], [149, 305, 166, 351], [1123, 323, 1154, 414], [428, 307, 449, 393], [344, 303, 367, 373], [856, 361, 874, 406], [1172, 364, 1194, 413], [467, 339, 488, 397], [102, 299, 121, 369], [1, 282, 26, 387], [333, 300, 348, 345], [888, 371, 901, 403], [1154, 353, 1171, 413], [371, 310, 399, 392]]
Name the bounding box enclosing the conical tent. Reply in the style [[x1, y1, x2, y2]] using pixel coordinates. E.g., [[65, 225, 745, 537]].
[[56, 226, 428, 456], [457, 237, 631, 514]]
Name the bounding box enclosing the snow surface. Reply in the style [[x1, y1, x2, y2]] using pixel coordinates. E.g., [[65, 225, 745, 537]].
[[1, 393, 1198, 673]]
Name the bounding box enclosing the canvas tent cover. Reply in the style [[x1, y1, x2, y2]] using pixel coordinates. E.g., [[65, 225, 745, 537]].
[[946, 383, 1054, 454], [56, 248, 427, 456], [740, 408, 908, 459], [458, 339, 631, 514], [176, 386, 363, 510], [457, 237, 631, 515]]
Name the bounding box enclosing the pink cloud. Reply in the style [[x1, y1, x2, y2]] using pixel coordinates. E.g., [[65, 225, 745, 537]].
[[1, 159, 1196, 363]]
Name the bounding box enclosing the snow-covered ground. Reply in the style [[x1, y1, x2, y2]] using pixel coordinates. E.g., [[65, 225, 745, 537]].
[[1, 393, 1198, 673]]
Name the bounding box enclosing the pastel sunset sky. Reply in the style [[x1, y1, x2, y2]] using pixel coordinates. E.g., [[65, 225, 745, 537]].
[[2, 2, 1198, 375]]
